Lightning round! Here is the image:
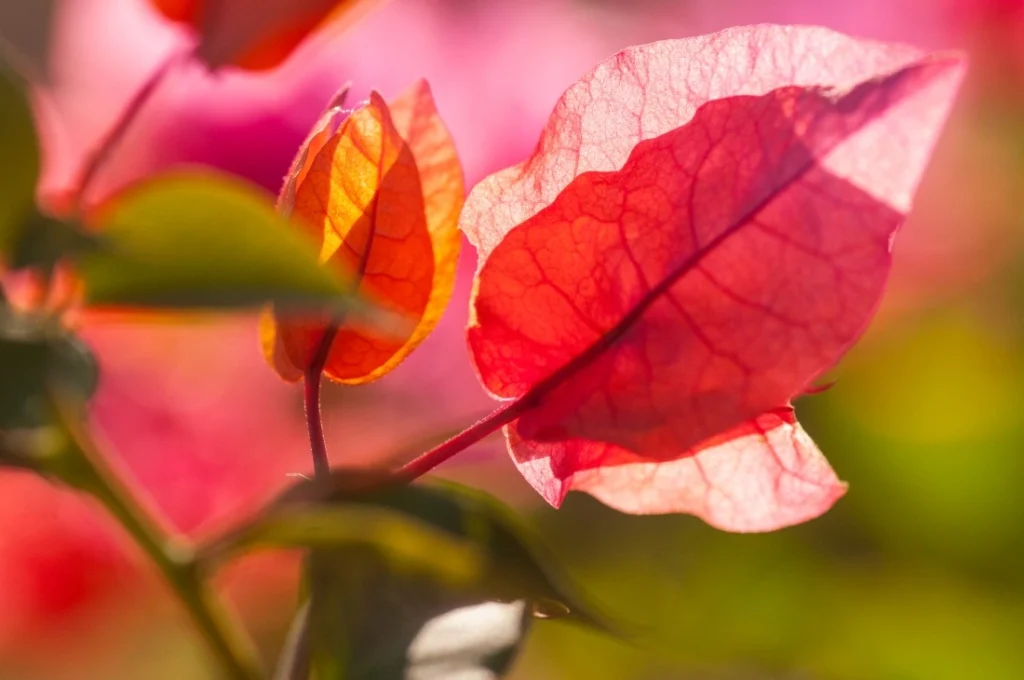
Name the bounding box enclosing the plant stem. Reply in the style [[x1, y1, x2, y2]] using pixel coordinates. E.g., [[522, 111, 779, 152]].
[[303, 370, 331, 478], [58, 412, 264, 680], [304, 326, 340, 479], [395, 400, 527, 481], [73, 48, 184, 211], [296, 328, 343, 679]]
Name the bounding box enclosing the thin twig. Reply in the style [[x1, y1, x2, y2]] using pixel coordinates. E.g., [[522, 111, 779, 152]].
[[73, 48, 185, 212], [303, 325, 340, 479], [52, 402, 263, 680], [395, 401, 525, 482]]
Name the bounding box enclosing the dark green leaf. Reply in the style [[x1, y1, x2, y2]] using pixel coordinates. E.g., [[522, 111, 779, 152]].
[[220, 475, 617, 679], [0, 331, 51, 428], [0, 59, 40, 259], [209, 502, 485, 588], [78, 171, 359, 310], [9, 210, 98, 276], [0, 305, 97, 429], [307, 548, 531, 680], [279, 474, 614, 632]]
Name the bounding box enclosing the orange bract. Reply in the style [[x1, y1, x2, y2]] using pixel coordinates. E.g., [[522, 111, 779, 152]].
[[262, 81, 463, 384], [148, 0, 378, 70]]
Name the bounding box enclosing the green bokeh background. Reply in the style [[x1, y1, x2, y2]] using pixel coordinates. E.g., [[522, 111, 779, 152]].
[[517, 304, 1024, 680]]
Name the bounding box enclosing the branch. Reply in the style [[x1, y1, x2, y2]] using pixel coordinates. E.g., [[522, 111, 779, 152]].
[[52, 402, 264, 680]]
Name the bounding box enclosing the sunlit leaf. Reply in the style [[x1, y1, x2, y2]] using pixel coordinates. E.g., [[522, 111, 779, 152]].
[[462, 26, 965, 531], [513, 409, 847, 533], [276, 84, 351, 219], [263, 81, 463, 383]]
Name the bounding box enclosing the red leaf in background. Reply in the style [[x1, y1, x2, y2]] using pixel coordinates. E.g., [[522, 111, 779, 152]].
[[148, 0, 379, 70], [463, 26, 965, 531]]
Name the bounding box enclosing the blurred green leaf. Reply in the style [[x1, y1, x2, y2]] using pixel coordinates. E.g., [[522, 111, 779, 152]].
[[78, 171, 359, 310], [0, 59, 40, 259], [307, 548, 531, 680], [210, 502, 485, 588], [0, 303, 96, 430], [0, 62, 96, 277], [0, 328, 50, 429], [9, 210, 98, 276], [208, 475, 615, 679], [271, 473, 614, 631]]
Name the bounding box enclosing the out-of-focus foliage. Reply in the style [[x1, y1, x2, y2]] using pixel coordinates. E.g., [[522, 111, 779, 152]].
[[308, 551, 530, 680], [0, 305, 96, 431], [2, 1, 1024, 679], [0, 63, 41, 259], [204, 475, 605, 677], [81, 172, 358, 310], [222, 476, 611, 627]]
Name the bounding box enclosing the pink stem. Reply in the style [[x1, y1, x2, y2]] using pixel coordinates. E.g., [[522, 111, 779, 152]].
[[73, 48, 185, 211], [303, 326, 340, 478], [396, 400, 528, 482]]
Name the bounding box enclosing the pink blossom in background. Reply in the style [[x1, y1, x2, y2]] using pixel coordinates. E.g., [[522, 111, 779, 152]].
[[1, 0, 1019, 653], [34, 0, 1019, 335], [35, 0, 1018, 318], [0, 475, 130, 645], [81, 319, 306, 533]]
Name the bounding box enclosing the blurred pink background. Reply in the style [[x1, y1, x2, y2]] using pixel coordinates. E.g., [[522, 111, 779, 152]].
[[3, 0, 1024, 677]]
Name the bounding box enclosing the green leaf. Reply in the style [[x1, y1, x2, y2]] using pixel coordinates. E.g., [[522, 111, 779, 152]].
[[210, 502, 485, 589], [78, 171, 359, 310], [0, 304, 97, 430], [307, 549, 531, 680], [210, 475, 616, 679], [0, 305, 98, 481], [0, 59, 41, 259], [276, 474, 614, 631], [9, 210, 98, 276]]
